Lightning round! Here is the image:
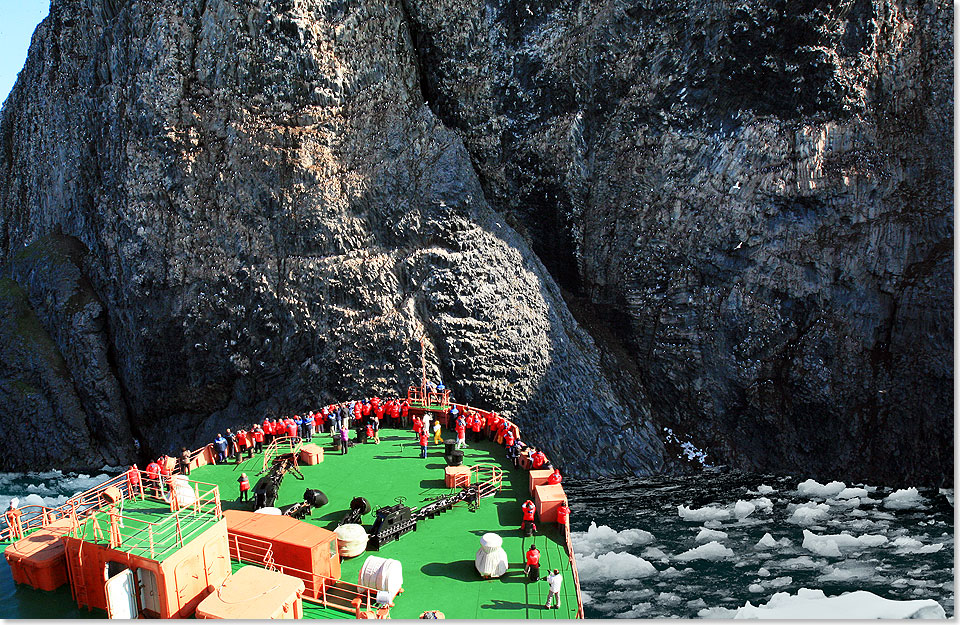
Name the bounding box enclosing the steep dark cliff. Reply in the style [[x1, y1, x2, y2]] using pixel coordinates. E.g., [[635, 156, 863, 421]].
[[0, 0, 951, 485]]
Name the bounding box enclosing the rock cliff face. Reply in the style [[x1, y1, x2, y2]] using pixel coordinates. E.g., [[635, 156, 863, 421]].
[[0, 0, 950, 484]]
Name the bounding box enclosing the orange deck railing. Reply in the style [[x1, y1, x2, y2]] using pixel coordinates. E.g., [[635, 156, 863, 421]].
[[67, 476, 223, 558], [259, 436, 303, 474], [228, 530, 381, 614]]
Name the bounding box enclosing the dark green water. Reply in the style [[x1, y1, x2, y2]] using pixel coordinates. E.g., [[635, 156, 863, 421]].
[[564, 471, 954, 618]]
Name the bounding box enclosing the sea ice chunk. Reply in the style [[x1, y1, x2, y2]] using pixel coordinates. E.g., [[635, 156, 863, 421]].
[[732, 588, 945, 619], [883, 487, 926, 510], [674, 541, 734, 561], [696, 527, 729, 543], [797, 479, 846, 498]]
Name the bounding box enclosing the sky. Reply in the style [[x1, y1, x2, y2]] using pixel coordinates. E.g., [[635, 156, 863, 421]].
[[0, 1, 50, 106]]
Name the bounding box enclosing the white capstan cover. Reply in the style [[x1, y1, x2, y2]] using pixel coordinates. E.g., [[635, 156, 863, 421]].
[[358, 556, 404, 599], [475, 533, 509, 578], [254, 507, 282, 515], [335, 523, 368, 558]]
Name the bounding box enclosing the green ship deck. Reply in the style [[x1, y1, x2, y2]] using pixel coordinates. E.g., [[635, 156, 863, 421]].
[[70, 496, 221, 562], [192, 430, 579, 620]]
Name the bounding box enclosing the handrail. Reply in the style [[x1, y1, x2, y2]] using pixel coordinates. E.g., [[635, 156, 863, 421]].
[[260, 436, 303, 473], [228, 529, 379, 613], [563, 520, 585, 618]]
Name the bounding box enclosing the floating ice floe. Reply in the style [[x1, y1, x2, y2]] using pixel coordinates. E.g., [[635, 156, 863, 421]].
[[576, 551, 657, 581], [801, 529, 887, 557], [724, 588, 945, 619], [696, 527, 729, 543], [817, 561, 881, 582], [836, 486, 869, 499], [891, 536, 945, 554], [786, 502, 831, 525], [571, 521, 655, 555], [797, 479, 846, 498], [883, 487, 926, 510], [614, 602, 652, 618], [734, 500, 756, 519], [606, 589, 654, 601], [678, 504, 731, 522], [756, 484, 776, 495], [674, 540, 734, 561], [757, 567, 771, 577]]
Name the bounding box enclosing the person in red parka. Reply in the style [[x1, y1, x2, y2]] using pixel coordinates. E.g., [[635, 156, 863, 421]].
[[127, 464, 142, 497], [145, 460, 161, 497], [455, 419, 466, 450], [252, 425, 264, 454], [524, 544, 541, 581], [419, 430, 428, 459], [470, 412, 483, 442], [503, 428, 515, 449], [412, 415, 424, 439], [400, 399, 410, 428], [521, 499, 536, 531], [238, 473, 250, 502], [556, 500, 570, 526], [531, 449, 547, 469], [547, 467, 562, 485]]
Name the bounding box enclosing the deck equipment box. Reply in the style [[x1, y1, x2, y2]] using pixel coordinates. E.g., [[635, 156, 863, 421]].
[[528, 469, 553, 495], [4, 519, 73, 591], [299, 444, 324, 465], [225, 510, 340, 579], [196, 565, 304, 619], [533, 484, 566, 523]]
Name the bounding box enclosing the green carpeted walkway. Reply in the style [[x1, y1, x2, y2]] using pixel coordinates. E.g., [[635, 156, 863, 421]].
[[193, 429, 579, 620]]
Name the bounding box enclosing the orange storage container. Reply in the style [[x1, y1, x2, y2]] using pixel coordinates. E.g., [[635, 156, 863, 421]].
[[528, 469, 553, 495], [61, 519, 230, 618], [299, 444, 324, 465], [225, 510, 340, 580], [444, 465, 471, 488], [196, 566, 304, 619], [534, 484, 566, 523], [4, 519, 73, 591]]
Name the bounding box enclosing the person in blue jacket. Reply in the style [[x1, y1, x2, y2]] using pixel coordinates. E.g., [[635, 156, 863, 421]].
[[213, 433, 228, 464]]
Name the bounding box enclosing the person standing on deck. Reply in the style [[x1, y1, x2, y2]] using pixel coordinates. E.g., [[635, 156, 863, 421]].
[[545, 568, 562, 609], [5, 499, 23, 540], [179, 448, 191, 476], [419, 430, 429, 458], [557, 500, 570, 527], [422, 411, 432, 441], [339, 425, 349, 455], [412, 414, 423, 440], [503, 427, 516, 450], [524, 544, 541, 582], [432, 420, 443, 445], [145, 460, 161, 497], [505, 441, 520, 468], [226, 430, 240, 463], [126, 464, 141, 496], [447, 405, 459, 430], [400, 398, 410, 428], [470, 412, 483, 443], [372, 414, 381, 444], [238, 473, 250, 501], [455, 419, 466, 450], [236, 429, 250, 460], [252, 425, 264, 453], [214, 433, 227, 464], [521, 499, 536, 532]]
